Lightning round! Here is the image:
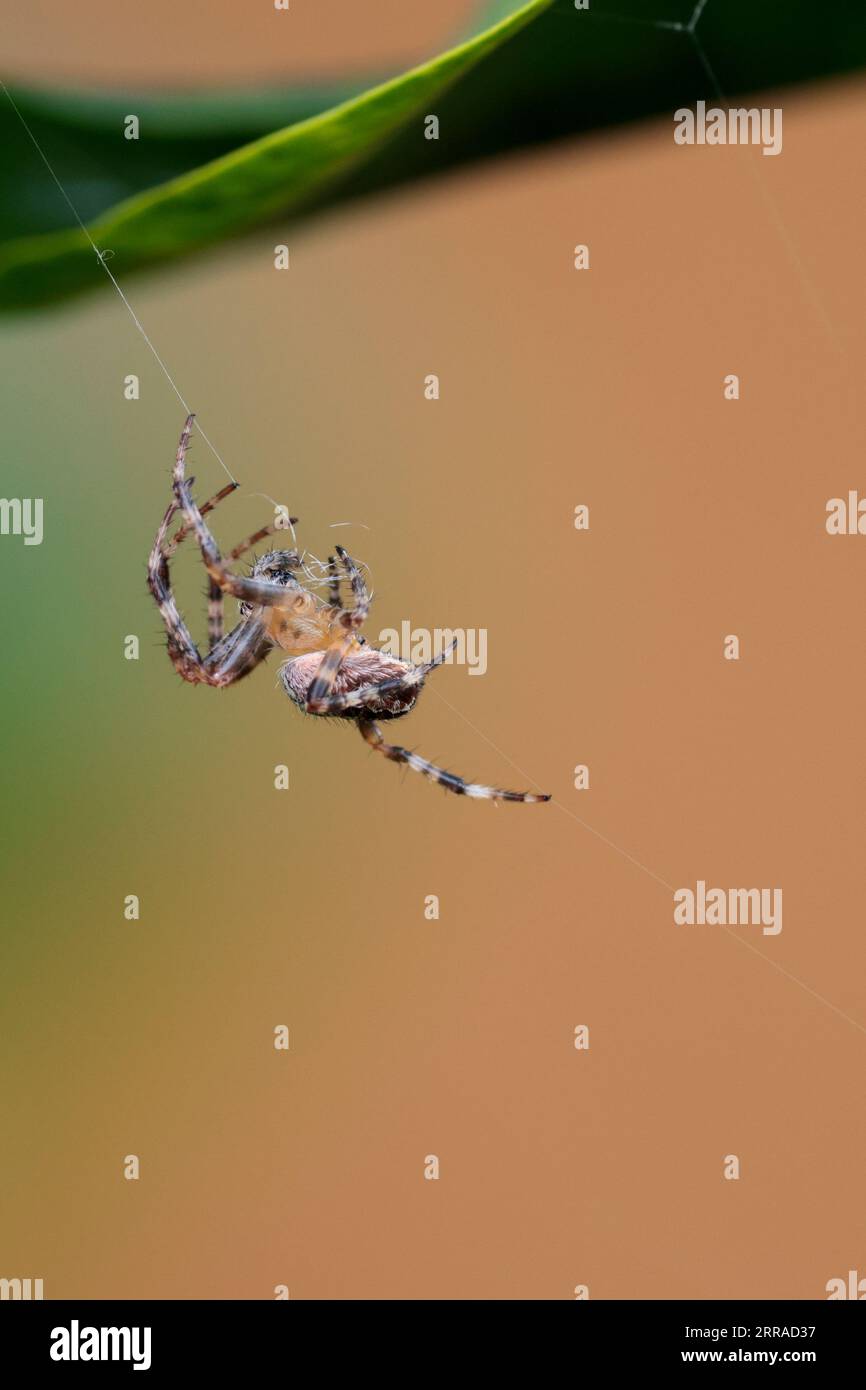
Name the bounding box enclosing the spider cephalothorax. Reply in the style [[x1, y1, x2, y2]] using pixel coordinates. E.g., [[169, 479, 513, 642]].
[[243, 549, 303, 595], [147, 415, 550, 802]]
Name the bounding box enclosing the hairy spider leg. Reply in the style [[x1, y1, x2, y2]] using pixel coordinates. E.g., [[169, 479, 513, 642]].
[[304, 545, 371, 711], [202, 613, 275, 687], [327, 554, 341, 609], [172, 414, 304, 610], [228, 521, 297, 562], [324, 547, 369, 641], [341, 546, 371, 645], [167, 485, 300, 650], [148, 492, 274, 687], [163, 473, 241, 650], [337, 544, 368, 612], [215, 519, 297, 650], [165, 479, 238, 556], [358, 719, 550, 803], [147, 497, 205, 681], [149, 417, 298, 686]]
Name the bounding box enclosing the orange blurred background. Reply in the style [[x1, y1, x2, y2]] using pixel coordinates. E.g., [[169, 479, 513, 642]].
[[1, 4, 865, 1299]]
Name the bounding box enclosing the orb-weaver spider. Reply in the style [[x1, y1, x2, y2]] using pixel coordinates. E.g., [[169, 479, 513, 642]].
[[146, 415, 550, 803]]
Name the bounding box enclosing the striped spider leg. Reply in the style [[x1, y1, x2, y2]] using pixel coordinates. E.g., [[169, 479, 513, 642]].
[[293, 556, 549, 803], [358, 719, 550, 803], [147, 415, 302, 688]]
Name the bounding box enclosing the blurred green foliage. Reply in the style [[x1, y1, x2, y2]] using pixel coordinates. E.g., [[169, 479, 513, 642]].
[[1, 0, 864, 309]]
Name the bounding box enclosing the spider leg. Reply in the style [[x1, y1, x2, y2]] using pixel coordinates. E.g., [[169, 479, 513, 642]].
[[149, 498, 274, 685], [164, 475, 240, 652], [149, 428, 280, 681], [228, 520, 298, 563], [168, 481, 299, 650], [306, 640, 456, 716], [206, 577, 225, 651], [304, 546, 371, 710], [337, 544, 369, 612], [164, 457, 299, 571], [204, 519, 297, 653], [165, 479, 239, 556], [326, 547, 367, 614], [357, 719, 550, 803], [147, 497, 206, 681], [171, 414, 303, 609], [202, 615, 273, 686], [327, 555, 341, 609], [334, 545, 369, 643]]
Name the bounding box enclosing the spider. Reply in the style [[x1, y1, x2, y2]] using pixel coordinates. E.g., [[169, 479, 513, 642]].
[[146, 414, 550, 804]]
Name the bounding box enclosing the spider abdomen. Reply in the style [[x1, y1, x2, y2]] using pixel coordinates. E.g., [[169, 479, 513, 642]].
[[280, 649, 418, 718]]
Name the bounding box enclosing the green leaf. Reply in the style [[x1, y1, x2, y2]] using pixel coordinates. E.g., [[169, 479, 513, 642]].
[[0, 0, 553, 307], [2, 0, 866, 310]]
